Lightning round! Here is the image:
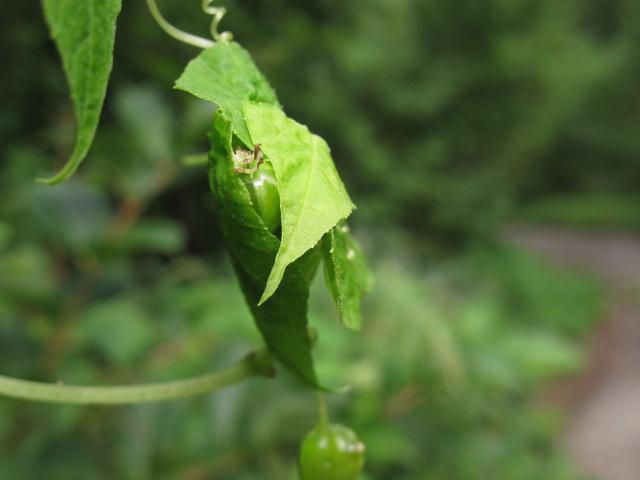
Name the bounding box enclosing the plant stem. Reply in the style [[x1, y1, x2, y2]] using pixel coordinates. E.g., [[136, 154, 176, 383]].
[[145, 0, 215, 49], [0, 349, 274, 405], [317, 393, 329, 427]]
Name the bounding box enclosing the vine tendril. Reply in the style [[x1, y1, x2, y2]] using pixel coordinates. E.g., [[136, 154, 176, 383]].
[[202, 0, 234, 42], [145, 0, 233, 49]]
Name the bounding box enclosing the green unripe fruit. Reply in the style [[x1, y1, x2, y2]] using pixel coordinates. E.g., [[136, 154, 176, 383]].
[[243, 161, 281, 232], [299, 422, 365, 480]]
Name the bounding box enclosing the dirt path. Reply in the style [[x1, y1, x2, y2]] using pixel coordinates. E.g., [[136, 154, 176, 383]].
[[508, 226, 640, 480]]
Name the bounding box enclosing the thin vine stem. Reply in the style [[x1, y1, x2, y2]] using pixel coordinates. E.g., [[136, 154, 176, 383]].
[[0, 349, 274, 405], [145, 0, 215, 49], [317, 393, 329, 427], [202, 0, 233, 42]]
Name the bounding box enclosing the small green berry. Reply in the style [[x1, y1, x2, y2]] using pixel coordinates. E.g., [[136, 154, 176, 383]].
[[299, 422, 365, 480]]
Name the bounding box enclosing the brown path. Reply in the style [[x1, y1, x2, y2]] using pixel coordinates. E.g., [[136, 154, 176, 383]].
[[508, 226, 640, 480]]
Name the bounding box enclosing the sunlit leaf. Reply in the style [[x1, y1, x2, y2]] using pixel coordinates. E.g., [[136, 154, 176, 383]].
[[175, 42, 279, 146], [243, 102, 355, 305]]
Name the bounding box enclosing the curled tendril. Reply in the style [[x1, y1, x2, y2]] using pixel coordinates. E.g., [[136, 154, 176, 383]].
[[145, 0, 233, 49], [202, 0, 234, 42]]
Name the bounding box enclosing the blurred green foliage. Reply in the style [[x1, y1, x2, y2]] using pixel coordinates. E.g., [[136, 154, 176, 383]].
[[0, 0, 632, 478], [221, 0, 640, 240], [517, 193, 640, 230], [0, 159, 603, 477]]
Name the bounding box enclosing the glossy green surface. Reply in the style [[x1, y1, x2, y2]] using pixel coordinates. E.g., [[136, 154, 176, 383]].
[[243, 161, 281, 233], [299, 423, 365, 480]]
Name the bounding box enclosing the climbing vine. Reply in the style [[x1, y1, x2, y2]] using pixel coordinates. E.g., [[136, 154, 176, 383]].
[[5, 2, 372, 477]]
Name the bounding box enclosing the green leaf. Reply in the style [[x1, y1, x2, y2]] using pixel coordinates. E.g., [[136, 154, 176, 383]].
[[114, 219, 186, 254], [322, 222, 374, 330], [243, 102, 356, 305], [208, 110, 323, 388], [181, 153, 209, 167], [76, 299, 157, 365], [175, 42, 279, 146], [39, 0, 122, 185]]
